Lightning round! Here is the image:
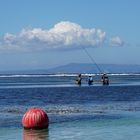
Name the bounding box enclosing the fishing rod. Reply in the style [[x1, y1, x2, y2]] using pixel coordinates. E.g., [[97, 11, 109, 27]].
[[80, 46, 109, 85], [81, 46, 103, 74]]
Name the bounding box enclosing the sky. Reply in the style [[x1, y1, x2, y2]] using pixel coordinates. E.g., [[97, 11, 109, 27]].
[[0, 0, 140, 71]]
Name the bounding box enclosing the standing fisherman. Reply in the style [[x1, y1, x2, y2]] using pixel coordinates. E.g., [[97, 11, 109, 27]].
[[76, 74, 82, 85], [88, 75, 93, 85], [101, 73, 109, 85]]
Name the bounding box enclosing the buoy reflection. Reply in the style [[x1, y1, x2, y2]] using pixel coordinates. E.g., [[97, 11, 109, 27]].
[[23, 129, 49, 140]]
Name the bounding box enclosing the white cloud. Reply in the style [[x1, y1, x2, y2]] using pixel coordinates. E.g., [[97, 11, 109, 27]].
[[109, 36, 124, 47], [0, 21, 106, 52]]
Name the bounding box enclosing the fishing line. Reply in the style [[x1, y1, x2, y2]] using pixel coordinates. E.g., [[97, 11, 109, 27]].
[[81, 46, 103, 73]]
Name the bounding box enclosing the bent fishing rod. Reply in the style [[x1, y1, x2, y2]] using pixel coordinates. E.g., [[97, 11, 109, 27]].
[[80, 46, 103, 74]]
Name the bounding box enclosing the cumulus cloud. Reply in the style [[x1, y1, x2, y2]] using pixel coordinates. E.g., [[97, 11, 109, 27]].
[[0, 21, 124, 52], [0, 21, 106, 52], [109, 36, 124, 47]]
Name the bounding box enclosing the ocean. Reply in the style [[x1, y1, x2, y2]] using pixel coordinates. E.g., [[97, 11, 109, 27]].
[[0, 73, 140, 140]]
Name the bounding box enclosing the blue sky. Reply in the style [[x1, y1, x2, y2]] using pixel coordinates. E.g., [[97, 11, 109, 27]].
[[0, 0, 140, 71]]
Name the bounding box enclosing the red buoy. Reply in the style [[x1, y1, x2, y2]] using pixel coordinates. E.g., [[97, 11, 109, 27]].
[[22, 108, 49, 129]]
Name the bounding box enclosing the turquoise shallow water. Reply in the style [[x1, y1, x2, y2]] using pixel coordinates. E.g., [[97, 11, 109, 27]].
[[0, 74, 140, 139], [49, 118, 140, 140], [1, 117, 140, 140]]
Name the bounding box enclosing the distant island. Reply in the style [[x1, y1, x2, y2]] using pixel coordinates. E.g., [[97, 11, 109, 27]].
[[46, 63, 140, 74], [0, 63, 140, 74]]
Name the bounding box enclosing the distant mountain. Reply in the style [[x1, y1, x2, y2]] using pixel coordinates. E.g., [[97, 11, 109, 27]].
[[0, 63, 140, 74], [46, 63, 140, 73]]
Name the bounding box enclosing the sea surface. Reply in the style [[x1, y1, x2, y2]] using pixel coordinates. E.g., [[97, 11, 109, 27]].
[[0, 73, 140, 140]]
